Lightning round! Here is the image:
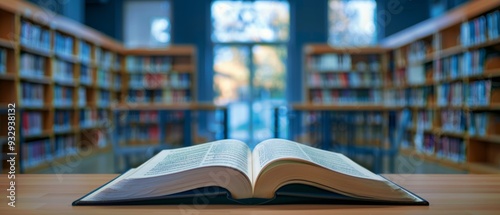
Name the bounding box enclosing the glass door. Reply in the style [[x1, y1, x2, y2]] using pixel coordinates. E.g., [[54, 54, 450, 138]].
[[211, 1, 289, 147]]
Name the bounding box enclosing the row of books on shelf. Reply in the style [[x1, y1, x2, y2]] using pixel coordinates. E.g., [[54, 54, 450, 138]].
[[437, 80, 492, 107], [21, 82, 44, 107], [122, 125, 161, 143], [384, 80, 493, 107], [126, 110, 160, 123], [54, 32, 74, 57], [20, 52, 46, 78], [126, 56, 172, 73], [353, 126, 384, 146], [310, 89, 382, 104], [407, 40, 431, 64], [80, 109, 109, 128], [441, 109, 466, 133], [53, 60, 74, 84], [308, 73, 382, 88], [127, 89, 191, 103], [461, 10, 500, 47], [22, 112, 43, 136], [78, 88, 86, 106], [434, 49, 487, 81], [22, 138, 51, 169], [114, 74, 122, 90], [353, 112, 384, 125], [308, 54, 381, 72], [80, 65, 92, 85], [54, 86, 73, 107], [128, 73, 191, 89], [96, 49, 114, 70], [96, 69, 111, 88], [79, 41, 92, 64], [408, 110, 434, 130], [407, 110, 491, 138], [411, 134, 466, 163], [54, 110, 72, 132], [97, 90, 111, 107], [0, 48, 7, 74], [20, 20, 50, 51]]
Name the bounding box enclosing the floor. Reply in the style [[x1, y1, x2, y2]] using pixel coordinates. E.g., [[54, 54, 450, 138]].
[[33, 151, 467, 174]]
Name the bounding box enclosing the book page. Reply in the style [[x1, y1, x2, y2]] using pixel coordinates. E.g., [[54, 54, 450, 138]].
[[129, 139, 252, 179], [253, 139, 382, 181]]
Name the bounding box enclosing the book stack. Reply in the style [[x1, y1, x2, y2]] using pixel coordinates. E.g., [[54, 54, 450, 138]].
[[21, 82, 44, 107], [53, 60, 74, 84], [54, 110, 72, 132], [384, 89, 407, 107], [54, 32, 74, 57], [126, 56, 172, 72], [22, 112, 43, 135], [127, 90, 146, 103], [22, 139, 51, 168], [97, 109, 109, 125], [54, 86, 74, 107], [415, 134, 437, 155], [434, 50, 486, 81], [20, 53, 45, 78], [55, 135, 77, 158], [20, 20, 50, 51], [441, 110, 465, 133], [0, 48, 6, 74], [461, 10, 500, 47]]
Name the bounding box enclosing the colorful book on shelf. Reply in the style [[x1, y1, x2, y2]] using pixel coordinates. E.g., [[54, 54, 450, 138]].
[[73, 139, 429, 206], [0, 48, 6, 74]]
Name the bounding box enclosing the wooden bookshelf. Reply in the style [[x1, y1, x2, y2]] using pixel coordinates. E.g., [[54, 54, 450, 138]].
[[0, 0, 202, 173], [380, 0, 500, 173]]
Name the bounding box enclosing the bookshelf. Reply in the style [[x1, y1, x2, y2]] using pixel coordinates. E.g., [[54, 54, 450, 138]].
[[0, 0, 203, 173], [381, 0, 500, 173], [295, 1, 500, 173]]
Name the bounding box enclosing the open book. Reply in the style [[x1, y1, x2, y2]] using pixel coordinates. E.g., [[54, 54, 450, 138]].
[[73, 139, 428, 205]]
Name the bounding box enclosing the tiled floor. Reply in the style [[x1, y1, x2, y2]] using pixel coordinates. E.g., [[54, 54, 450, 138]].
[[33, 151, 467, 174]]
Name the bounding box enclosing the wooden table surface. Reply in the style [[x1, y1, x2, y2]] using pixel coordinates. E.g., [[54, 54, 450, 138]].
[[1, 174, 500, 214]]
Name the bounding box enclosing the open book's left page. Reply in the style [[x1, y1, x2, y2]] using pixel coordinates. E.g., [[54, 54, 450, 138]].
[[82, 139, 254, 201]]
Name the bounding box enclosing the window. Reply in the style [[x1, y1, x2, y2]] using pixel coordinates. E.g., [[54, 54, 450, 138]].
[[211, 1, 289, 146], [124, 0, 171, 48], [211, 1, 289, 42], [328, 0, 377, 47]]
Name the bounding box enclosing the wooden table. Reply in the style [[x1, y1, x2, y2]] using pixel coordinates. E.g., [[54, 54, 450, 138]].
[[1, 174, 500, 214]]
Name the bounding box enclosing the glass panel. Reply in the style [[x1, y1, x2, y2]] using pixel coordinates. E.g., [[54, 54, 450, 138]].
[[211, 1, 290, 42], [328, 0, 377, 47], [252, 45, 287, 144], [124, 0, 171, 48], [213, 45, 250, 142]]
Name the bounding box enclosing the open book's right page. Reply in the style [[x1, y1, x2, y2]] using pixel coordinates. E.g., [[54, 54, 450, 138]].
[[252, 139, 384, 183]]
